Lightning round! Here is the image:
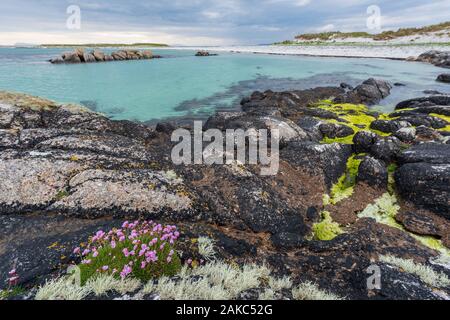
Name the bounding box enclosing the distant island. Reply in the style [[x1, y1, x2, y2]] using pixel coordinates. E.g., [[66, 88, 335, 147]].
[[275, 21, 450, 45], [40, 43, 169, 48]]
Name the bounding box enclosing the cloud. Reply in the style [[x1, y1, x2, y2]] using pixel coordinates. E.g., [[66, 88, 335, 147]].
[[0, 0, 448, 45]]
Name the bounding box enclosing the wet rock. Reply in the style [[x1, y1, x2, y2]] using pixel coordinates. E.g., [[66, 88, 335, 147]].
[[370, 120, 411, 134], [334, 78, 392, 105], [195, 51, 218, 57], [353, 131, 380, 153], [415, 50, 450, 68], [396, 96, 450, 110], [271, 232, 306, 249], [155, 122, 176, 134], [396, 163, 450, 219], [216, 233, 257, 257], [437, 74, 450, 83], [319, 122, 355, 139], [370, 137, 402, 163], [394, 127, 416, 142], [357, 156, 388, 189]]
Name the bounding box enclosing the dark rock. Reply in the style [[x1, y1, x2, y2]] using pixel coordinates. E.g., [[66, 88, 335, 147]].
[[352, 131, 380, 154], [396, 114, 447, 129], [61, 52, 81, 64], [216, 233, 257, 257], [370, 137, 402, 163], [340, 83, 354, 90], [423, 90, 444, 95], [437, 74, 450, 83], [396, 96, 450, 110], [370, 120, 410, 134], [334, 78, 392, 105], [155, 122, 176, 134], [395, 211, 441, 238], [357, 156, 388, 189], [415, 50, 450, 68], [394, 127, 416, 143], [296, 116, 323, 141], [394, 83, 406, 86], [271, 232, 306, 249], [319, 122, 355, 139], [281, 142, 353, 188], [195, 51, 218, 57], [396, 163, 450, 219], [398, 143, 450, 165], [415, 126, 444, 141]]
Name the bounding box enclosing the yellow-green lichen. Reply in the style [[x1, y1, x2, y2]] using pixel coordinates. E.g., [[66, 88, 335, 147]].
[[329, 155, 362, 204], [313, 211, 344, 241], [313, 101, 391, 144], [430, 113, 450, 132]]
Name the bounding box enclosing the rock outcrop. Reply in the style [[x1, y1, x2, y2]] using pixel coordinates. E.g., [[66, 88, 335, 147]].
[[1, 83, 449, 301], [414, 50, 450, 68], [437, 74, 450, 83], [50, 49, 158, 64], [333, 78, 392, 105]]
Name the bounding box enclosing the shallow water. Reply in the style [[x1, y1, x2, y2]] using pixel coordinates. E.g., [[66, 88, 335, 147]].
[[0, 47, 448, 123]]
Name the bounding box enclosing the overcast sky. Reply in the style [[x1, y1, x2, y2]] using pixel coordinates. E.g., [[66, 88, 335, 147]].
[[0, 0, 449, 45]]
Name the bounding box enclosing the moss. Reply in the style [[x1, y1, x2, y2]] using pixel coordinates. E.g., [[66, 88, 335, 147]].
[[387, 164, 398, 194], [329, 155, 362, 204], [55, 190, 69, 200], [0, 287, 26, 300], [313, 211, 344, 241]]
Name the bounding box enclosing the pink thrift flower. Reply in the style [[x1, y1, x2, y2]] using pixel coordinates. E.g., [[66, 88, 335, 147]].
[[73, 247, 81, 255], [93, 251, 99, 258], [102, 266, 109, 271], [110, 240, 116, 249], [82, 249, 91, 256], [167, 257, 172, 263]]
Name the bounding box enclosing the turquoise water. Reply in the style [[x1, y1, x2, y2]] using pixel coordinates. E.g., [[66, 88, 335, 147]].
[[0, 47, 448, 123]]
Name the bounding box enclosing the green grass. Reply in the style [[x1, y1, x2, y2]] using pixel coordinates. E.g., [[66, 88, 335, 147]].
[[0, 287, 26, 300]]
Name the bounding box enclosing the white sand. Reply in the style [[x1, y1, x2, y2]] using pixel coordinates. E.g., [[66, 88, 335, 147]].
[[167, 44, 450, 60]]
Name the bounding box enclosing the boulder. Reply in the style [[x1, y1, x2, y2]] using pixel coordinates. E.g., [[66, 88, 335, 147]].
[[394, 127, 416, 142], [82, 53, 96, 63], [353, 131, 380, 153], [437, 74, 450, 83], [370, 120, 411, 134], [370, 136, 402, 163], [396, 96, 450, 110], [319, 122, 355, 139], [396, 163, 450, 219], [92, 50, 105, 61], [141, 50, 153, 59], [415, 50, 450, 68], [111, 51, 127, 61], [61, 52, 81, 64], [357, 156, 388, 189], [398, 143, 450, 165], [334, 78, 392, 105]]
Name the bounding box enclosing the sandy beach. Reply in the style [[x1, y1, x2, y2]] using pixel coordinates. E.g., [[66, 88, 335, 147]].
[[168, 44, 450, 60]]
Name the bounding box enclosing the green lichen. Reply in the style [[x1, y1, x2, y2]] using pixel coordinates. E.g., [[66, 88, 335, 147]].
[[313, 211, 344, 241], [387, 163, 398, 194], [313, 101, 391, 144], [55, 190, 70, 201], [329, 155, 362, 204]]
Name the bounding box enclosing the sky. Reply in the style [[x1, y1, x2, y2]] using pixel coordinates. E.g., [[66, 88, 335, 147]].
[[0, 0, 449, 46]]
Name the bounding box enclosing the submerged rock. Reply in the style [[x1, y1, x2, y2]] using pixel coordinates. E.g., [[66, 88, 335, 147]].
[[437, 74, 450, 83]]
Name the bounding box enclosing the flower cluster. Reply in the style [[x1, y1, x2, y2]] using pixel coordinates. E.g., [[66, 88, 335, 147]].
[[8, 269, 19, 287], [74, 220, 182, 284]]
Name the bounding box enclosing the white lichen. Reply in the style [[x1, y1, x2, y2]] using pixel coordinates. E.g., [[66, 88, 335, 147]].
[[197, 237, 216, 261], [268, 276, 293, 291], [35, 277, 90, 301], [292, 282, 344, 301], [380, 255, 450, 288]]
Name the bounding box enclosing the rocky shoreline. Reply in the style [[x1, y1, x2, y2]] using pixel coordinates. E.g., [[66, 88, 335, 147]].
[[0, 70, 450, 300], [49, 48, 159, 64]]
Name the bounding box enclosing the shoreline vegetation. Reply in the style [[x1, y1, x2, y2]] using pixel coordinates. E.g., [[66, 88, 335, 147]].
[[40, 43, 169, 48], [274, 21, 450, 46]]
